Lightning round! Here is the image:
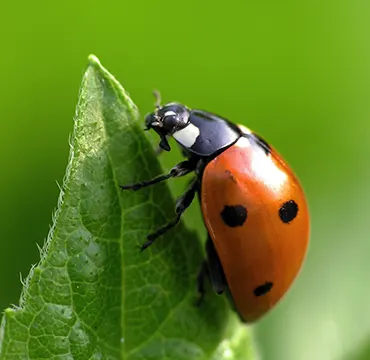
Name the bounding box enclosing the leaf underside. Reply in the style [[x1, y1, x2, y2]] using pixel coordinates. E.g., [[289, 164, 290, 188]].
[[0, 55, 254, 360]]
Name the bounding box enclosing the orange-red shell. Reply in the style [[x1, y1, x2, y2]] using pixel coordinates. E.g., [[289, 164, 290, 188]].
[[201, 135, 310, 322]]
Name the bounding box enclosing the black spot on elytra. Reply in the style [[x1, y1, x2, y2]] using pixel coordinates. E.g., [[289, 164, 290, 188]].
[[279, 200, 298, 223], [252, 133, 271, 155], [220, 205, 247, 227], [254, 282, 273, 296]]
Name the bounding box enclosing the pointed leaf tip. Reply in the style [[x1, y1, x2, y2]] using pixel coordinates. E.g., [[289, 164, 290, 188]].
[[88, 54, 101, 67]]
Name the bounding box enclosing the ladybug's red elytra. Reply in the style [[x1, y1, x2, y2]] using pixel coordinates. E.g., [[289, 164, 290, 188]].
[[120, 93, 310, 322]]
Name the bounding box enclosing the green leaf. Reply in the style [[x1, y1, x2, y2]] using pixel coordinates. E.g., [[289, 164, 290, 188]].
[[0, 55, 255, 360]]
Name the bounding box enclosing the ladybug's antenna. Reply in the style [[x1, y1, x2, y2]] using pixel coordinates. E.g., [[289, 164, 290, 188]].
[[153, 90, 162, 110]]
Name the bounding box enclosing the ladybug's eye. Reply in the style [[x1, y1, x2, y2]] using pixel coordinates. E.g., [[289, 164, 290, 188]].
[[162, 114, 178, 132], [156, 104, 190, 134]]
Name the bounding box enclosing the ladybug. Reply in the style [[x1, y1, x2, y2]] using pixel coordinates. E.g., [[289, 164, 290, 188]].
[[121, 93, 310, 322]]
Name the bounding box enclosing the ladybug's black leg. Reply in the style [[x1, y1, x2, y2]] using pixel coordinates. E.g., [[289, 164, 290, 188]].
[[196, 236, 227, 305], [120, 159, 197, 191], [140, 178, 198, 251], [120, 172, 172, 191], [205, 236, 227, 295]]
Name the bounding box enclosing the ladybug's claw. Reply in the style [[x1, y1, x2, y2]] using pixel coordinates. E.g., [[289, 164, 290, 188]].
[[195, 293, 205, 307], [140, 239, 154, 252]]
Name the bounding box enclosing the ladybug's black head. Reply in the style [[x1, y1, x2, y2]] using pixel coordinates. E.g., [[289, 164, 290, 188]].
[[145, 102, 190, 151]]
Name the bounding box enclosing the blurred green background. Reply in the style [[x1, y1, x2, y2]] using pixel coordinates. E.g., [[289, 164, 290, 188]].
[[1, 1, 370, 359]]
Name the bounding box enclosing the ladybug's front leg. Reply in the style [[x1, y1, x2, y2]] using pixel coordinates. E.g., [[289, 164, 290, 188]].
[[120, 159, 197, 191]]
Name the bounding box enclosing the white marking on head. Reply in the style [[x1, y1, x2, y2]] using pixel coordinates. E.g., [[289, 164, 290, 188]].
[[164, 110, 176, 117], [173, 123, 200, 148]]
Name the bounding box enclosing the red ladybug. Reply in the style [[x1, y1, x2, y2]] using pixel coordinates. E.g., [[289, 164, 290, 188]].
[[121, 93, 310, 322]]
